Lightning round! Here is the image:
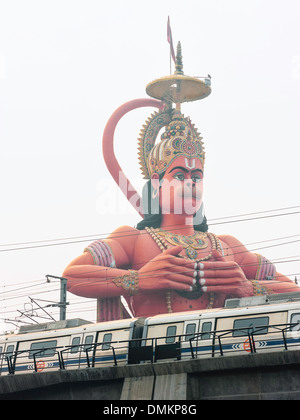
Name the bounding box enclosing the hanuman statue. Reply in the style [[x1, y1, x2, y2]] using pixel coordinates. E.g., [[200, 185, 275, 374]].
[[63, 43, 298, 321]]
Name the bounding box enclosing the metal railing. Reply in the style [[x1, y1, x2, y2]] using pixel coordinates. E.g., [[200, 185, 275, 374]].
[[188, 322, 300, 358], [1, 322, 299, 375], [0, 346, 64, 375]]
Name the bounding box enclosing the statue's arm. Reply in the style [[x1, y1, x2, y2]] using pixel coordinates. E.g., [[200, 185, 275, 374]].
[[63, 226, 140, 299], [63, 226, 197, 298], [219, 234, 299, 295]]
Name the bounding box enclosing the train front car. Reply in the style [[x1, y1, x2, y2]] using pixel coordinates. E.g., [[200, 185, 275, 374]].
[[0, 318, 137, 375]]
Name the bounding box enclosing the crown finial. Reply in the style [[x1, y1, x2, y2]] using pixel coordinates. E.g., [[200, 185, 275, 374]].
[[174, 41, 184, 75], [145, 40, 211, 104]]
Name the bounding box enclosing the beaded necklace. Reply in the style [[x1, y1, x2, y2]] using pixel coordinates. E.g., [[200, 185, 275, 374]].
[[145, 227, 222, 312], [154, 229, 209, 260]]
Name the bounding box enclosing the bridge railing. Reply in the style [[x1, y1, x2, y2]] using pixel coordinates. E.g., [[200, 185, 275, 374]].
[[188, 322, 300, 358], [1, 322, 300, 374], [0, 346, 64, 374]]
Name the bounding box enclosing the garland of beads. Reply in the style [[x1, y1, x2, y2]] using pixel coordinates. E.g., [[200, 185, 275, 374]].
[[145, 227, 222, 312]]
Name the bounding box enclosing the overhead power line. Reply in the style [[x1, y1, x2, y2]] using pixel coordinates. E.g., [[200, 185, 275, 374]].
[[1, 236, 300, 297], [208, 205, 300, 221], [0, 205, 300, 253], [210, 210, 300, 226]]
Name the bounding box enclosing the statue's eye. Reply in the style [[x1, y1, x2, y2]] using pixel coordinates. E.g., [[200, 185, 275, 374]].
[[173, 172, 185, 181], [192, 174, 202, 183]]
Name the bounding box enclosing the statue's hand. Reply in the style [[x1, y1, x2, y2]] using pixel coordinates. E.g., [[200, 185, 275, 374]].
[[198, 250, 254, 298], [138, 245, 196, 292]]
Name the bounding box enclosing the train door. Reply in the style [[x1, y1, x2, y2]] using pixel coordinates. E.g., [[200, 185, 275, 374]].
[[79, 331, 97, 368], [1, 342, 17, 375], [143, 320, 184, 363], [194, 318, 215, 359], [181, 319, 199, 359], [65, 333, 84, 370], [287, 310, 300, 350], [94, 327, 132, 367], [155, 322, 184, 363]]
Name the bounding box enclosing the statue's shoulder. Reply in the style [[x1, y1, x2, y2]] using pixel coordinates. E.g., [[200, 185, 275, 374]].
[[108, 225, 141, 242], [216, 234, 245, 248], [105, 226, 142, 263], [216, 233, 251, 264]]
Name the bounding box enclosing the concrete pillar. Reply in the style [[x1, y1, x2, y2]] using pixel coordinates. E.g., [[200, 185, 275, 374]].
[[153, 373, 187, 400], [120, 376, 155, 400]]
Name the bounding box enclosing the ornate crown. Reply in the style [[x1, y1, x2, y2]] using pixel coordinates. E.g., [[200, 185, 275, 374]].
[[138, 110, 205, 179], [138, 42, 210, 179]]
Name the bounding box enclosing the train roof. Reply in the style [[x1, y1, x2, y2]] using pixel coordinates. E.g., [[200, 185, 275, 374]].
[[0, 317, 137, 341], [144, 292, 300, 325], [17, 318, 92, 335], [224, 291, 300, 309]]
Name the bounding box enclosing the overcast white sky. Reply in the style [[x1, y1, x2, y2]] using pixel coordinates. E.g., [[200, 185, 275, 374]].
[[0, 0, 300, 333]]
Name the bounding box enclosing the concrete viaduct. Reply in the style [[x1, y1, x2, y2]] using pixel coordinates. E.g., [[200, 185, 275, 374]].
[[1, 349, 300, 400]]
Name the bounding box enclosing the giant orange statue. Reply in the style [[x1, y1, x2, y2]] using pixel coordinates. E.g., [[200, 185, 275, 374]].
[[63, 43, 298, 321]]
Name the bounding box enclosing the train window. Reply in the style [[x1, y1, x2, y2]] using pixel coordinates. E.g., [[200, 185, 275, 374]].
[[70, 337, 81, 353], [0, 346, 3, 355], [290, 313, 300, 331], [83, 335, 94, 351], [102, 333, 112, 350], [233, 317, 269, 337], [6, 345, 14, 358], [29, 340, 57, 359], [185, 323, 196, 341], [201, 322, 212, 340], [166, 326, 177, 344]]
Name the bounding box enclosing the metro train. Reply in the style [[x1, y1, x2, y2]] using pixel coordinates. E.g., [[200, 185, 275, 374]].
[[1, 292, 300, 376]]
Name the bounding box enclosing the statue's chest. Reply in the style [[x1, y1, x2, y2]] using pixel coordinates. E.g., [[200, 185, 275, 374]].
[[160, 231, 212, 260], [144, 228, 222, 262]]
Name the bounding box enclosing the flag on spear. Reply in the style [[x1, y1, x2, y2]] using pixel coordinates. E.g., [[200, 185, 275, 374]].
[[167, 16, 176, 63]]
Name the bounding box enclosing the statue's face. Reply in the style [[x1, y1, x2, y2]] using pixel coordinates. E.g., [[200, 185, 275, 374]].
[[154, 156, 204, 216]]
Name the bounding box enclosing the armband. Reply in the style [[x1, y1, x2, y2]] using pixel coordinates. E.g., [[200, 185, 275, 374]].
[[112, 270, 139, 296], [255, 254, 276, 281], [84, 240, 116, 268]]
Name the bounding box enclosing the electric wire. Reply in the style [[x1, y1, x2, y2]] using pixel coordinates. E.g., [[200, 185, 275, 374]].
[[2, 274, 300, 331], [0, 241, 299, 296], [0, 205, 299, 252], [0, 232, 299, 290], [0, 230, 298, 289], [2, 275, 300, 331], [1, 237, 300, 297], [1, 274, 300, 315], [1, 207, 299, 331]]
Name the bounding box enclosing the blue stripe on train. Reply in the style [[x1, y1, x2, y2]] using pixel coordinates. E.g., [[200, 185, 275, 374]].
[[0, 353, 128, 373]]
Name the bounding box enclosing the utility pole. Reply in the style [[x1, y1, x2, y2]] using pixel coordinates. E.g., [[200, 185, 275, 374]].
[[45, 275, 69, 321]]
